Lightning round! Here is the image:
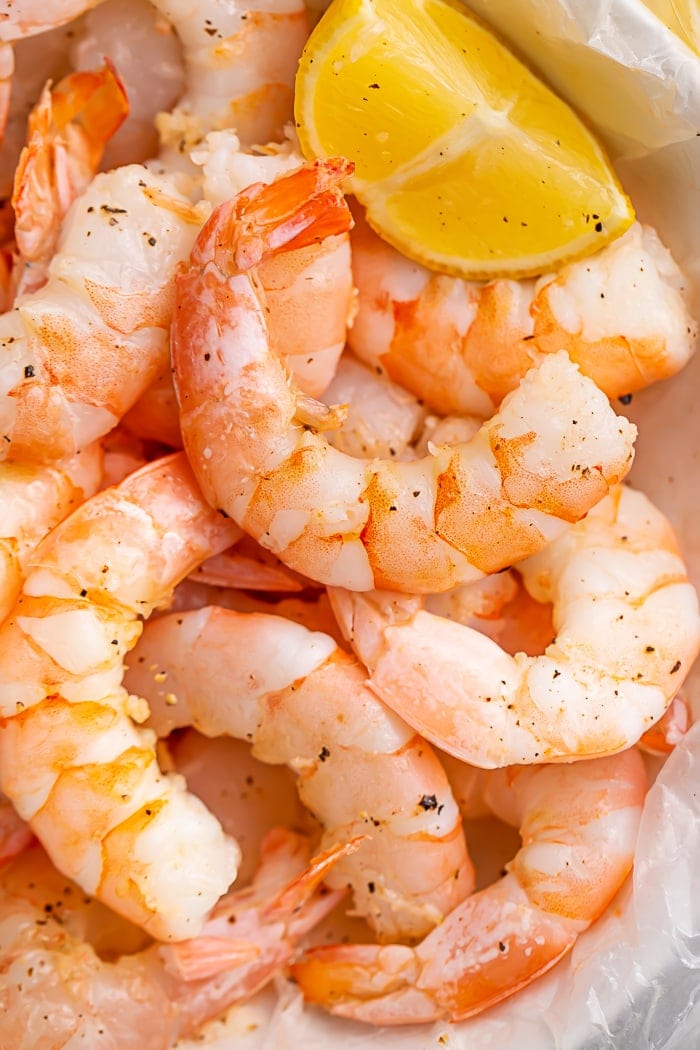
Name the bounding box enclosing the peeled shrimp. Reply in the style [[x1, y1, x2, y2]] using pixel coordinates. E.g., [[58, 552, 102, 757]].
[[350, 210, 697, 417], [172, 160, 636, 593], [11, 61, 129, 298], [0, 164, 204, 462], [330, 484, 700, 766], [292, 747, 647, 1025], [0, 1, 103, 41], [0, 830, 354, 1048], [0, 452, 245, 940], [155, 0, 310, 158], [125, 604, 474, 942], [0, 442, 102, 623]]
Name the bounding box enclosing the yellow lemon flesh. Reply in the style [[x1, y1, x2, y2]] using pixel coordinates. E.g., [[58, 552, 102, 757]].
[[294, 0, 635, 278], [642, 0, 699, 53]]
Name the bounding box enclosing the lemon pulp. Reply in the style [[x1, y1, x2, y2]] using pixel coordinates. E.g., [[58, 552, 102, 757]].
[[294, 0, 635, 278]]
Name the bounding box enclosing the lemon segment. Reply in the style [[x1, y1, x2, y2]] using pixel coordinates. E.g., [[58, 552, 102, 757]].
[[295, 0, 635, 278]]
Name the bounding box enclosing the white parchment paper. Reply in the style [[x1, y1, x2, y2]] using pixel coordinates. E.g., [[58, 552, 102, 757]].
[[180, 2, 700, 1046]]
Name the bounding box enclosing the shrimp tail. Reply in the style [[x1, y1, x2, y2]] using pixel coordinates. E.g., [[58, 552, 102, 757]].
[[291, 883, 580, 1025], [12, 62, 129, 276], [262, 832, 365, 927], [191, 157, 355, 274]]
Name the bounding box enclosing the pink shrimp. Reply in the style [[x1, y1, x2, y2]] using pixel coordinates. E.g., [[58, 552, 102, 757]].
[[172, 160, 637, 594], [292, 747, 647, 1025], [11, 61, 128, 298], [329, 484, 700, 765], [0, 830, 356, 1048], [125, 604, 474, 942], [0, 441, 102, 623], [0, 452, 246, 940], [349, 207, 697, 417]]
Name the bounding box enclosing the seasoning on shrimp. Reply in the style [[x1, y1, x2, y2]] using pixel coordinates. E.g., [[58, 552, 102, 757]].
[[172, 160, 637, 594], [0, 453, 245, 940], [0, 830, 357, 1047], [349, 208, 697, 417], [292, 748, 647, 1024], [125, 605, 474, 942], [329, 485, 700, 765]]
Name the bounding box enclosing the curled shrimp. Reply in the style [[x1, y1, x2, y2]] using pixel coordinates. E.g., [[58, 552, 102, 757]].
[[0, 442, 102, 623], [10, 61, 128, 297], [349, 209, 697, 417], [330, 484, 700, 766], [292, 747, 647, 1025], [0, 452, 246, 940], [172, 160, 637, 593], [0, 830, 355, 1048], [124, 605, 474, 943]]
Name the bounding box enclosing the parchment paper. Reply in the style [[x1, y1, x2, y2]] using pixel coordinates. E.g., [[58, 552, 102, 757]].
[[179, 2, 700, 1046]]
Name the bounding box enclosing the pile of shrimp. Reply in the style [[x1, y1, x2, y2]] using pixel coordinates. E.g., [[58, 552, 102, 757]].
[[0, 0, 698, 1044]]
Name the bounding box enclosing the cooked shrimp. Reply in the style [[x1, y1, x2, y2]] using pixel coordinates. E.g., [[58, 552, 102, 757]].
[[125, 604, 474, 942], [155, 0, 310, 158], [349, 209, 697, 417], [11, 62, 129, 298], [0, 441, 102, 623], [0, 0, 103, 41], [0, 453, 246, 940], [194, 129, 356, 396], [172, 160, 636, 593], [0, 163, 205, 462], [0, 830, 354, 1048], [292, 747, 647, 1025], [323, 352, 428, 460], [70, 0, 184, 169], [637, 693, 689, 755], [329, 484, 700, 766]]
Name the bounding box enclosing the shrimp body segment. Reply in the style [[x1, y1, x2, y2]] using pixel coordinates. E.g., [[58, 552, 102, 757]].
[[155, 0, 310, 156], [293, 748, 647, 1025], [350, 214, 697, 417], [125, 605, 474, 943], [0, 453, 244, 940], [0, 1, 103, 42], [330, 485, 700, 766], [0, 442, 102, 623], [0, 831, 353, 1048], [0, 164, 202, 463], [173, 162, 637, 594]]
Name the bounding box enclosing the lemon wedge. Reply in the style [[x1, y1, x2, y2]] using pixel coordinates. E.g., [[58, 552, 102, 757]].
[[294, 0, 635, 278]]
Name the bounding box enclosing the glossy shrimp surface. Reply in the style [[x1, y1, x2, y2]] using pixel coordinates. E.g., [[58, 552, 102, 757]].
[[350, 209, 697, 417], [292, 748, 647, 1024], [173, 160, 637, 593], [0, 164, 203, 462], [125, 605, 474, 943], [0, 442, 102, 623], [330, 484, 700, 766], [0, 453, 243, 940], [0, 830, 353, 1049]]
